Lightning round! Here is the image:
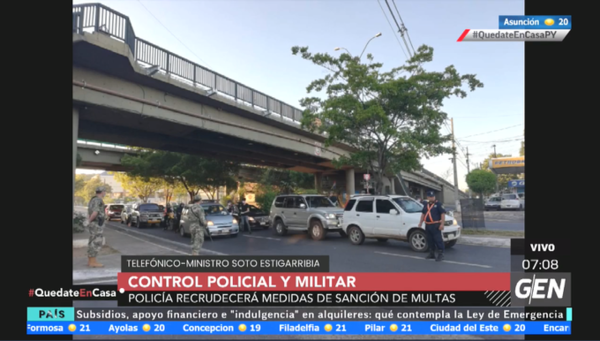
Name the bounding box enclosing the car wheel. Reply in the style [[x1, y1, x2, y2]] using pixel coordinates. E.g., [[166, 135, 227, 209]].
[[519, 205, 523, 211], [180, 226, 186, 237], [274, 219, 287, 236], [445, 240, 457, 248], [348, 226, 365, 245], [309, 220, 325, 241], [377, 238, 388, 242], [409, 230, 428, 252]]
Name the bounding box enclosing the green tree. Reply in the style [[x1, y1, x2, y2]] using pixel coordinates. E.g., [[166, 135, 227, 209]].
[[121, 151, 240, 201], [481, 153, 520, 189], [465, 169, 496, 197], [291, 45, 482, 193], [520, 141, 524, 156], [114, 173, 162, 203], [260, 169, 314, 194], [76, 176, 112, 201]]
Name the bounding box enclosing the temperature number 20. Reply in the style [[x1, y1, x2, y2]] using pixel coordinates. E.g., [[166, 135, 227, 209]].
[[559, 18, 569, 25]]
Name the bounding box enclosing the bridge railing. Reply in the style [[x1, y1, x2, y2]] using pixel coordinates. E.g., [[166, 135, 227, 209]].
[[72, 3, 311, 127]]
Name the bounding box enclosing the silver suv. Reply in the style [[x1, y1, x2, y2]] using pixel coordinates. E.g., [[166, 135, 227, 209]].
[[269, 195, 344, 240]]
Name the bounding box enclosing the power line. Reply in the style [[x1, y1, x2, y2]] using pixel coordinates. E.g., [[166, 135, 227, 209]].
[[376, 0, 409, 60], [452, 114, 524, 119], [461, 136, 523, 144], [457, 124, 523, 139], [383, 0, 413, 58], [391, 0, 416, 55], [136, 0, 211, 68]]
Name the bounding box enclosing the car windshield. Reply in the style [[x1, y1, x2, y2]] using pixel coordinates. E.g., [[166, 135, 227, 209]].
[[139, 204, 159, 211], [305, 196, 334, 208], [110, 205, 124, 210], [203, 204, 225, 215], [249, 205, 263, 213], [392, 198, 423, 213], [502, 194, 518, 200]]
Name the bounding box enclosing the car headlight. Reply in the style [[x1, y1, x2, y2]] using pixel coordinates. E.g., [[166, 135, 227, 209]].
[[232, 219, 238, 224], [207, 221, 214, 226], [453, 219, 457, 225], [327, 213, 336, 219], [248, 217, 254, 221]]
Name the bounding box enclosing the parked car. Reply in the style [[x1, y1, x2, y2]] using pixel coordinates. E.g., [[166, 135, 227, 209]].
[[517, 193, 525, 210], [269, 194, 344, 240], [105, 204, 124, 220], [342, 195, 461, 252], [120, 204, 133, 225], [179, 203, 239, 237], [233, 204, 270, 229], [484, 196, 502, 211], [128, 203, 164, 228], [500, 193, 523, 210]]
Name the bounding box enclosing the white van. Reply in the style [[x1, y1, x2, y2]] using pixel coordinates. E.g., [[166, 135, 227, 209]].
[[342, 195, 461, 252], [500, 193, 523, 210]]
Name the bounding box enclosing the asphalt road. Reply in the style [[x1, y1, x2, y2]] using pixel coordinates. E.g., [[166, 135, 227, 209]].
[[103, 220, 510, 273]]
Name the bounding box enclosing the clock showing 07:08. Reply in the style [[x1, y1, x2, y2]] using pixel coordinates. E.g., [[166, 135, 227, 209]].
[[522, 259, 558, 270]]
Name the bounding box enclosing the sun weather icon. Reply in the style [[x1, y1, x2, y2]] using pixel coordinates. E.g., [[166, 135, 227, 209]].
[[544, 18, 554, 26]]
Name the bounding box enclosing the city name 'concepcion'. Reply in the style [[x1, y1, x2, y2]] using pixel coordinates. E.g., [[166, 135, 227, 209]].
[[126, 275, 356, 288]]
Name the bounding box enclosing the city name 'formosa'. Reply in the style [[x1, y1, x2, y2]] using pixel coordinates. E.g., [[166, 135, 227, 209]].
[[126, 275, 356, 289]]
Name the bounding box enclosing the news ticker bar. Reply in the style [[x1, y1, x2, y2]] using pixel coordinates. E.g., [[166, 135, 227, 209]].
[[457, 29, 569, 42], [122, 256, 330, 272], [498, 15, 571, 29], [117, 291, 499, 306], [28, 307, 572, 322], [25, 321, 571, 335]]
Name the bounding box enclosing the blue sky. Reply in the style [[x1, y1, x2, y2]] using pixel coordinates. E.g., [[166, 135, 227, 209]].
[[74, 0, 524, 189]]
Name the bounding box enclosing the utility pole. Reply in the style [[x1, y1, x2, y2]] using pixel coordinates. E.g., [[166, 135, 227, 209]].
[[450, 118, 460, 212], [492, 144, 498, 193], [466, 147, 471, 197]]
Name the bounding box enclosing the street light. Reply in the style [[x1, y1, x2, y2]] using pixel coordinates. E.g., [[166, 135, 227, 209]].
[[359, 32, 382, 59], [334, 33, 382, 60]]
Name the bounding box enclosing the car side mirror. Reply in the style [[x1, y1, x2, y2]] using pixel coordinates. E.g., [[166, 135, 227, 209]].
[[299, 203, 306, 209], [389, 209, 399, 215]]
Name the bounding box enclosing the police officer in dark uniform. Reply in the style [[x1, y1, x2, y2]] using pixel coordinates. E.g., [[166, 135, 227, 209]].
[[418, 191, 446, 261]]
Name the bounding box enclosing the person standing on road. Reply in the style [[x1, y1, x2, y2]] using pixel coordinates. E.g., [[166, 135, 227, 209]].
[[188, 195, 207, 256], [238, 198, 251, 234], [418, 191, 446, 261], [83, 187, 106, 267]]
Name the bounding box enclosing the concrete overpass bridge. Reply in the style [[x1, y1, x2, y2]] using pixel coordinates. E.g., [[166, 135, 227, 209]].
[[72, 3, 464, 206]]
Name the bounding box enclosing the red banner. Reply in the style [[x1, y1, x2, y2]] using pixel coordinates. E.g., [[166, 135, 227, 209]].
[[117, 272, 510, 291]]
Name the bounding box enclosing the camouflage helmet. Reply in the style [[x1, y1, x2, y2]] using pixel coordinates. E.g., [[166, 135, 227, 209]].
[[95, 186, 106, 193], [193, 195, 202, 202]]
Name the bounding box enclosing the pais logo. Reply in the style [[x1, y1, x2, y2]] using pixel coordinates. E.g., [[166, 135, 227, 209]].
[[39, 308, 65, 319], [510, 273, 570, 306]]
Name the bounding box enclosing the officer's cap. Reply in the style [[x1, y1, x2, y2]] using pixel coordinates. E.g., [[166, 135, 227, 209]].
[[426, 190, 435, 197], [193, 195, 202, 202], [95, 186, 106, 193]]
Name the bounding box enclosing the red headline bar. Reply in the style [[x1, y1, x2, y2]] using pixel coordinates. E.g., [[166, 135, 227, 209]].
[[117, 272, 510, 291]]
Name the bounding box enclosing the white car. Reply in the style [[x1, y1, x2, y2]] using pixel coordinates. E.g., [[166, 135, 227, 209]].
[[500, 193, 523, 210], [342, 195, 461, 252]]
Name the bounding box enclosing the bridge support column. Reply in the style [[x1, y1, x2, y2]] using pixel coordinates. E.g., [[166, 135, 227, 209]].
[[73, 106, 79, 220], [345, 168, 355, 197], [314, 173, 322, 193]]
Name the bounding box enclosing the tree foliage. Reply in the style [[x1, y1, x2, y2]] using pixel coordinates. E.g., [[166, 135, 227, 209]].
[[291, 44, 483, 193], [121, 151, 240, 200], [465, 169, 496, 196], [75, 176, 112, 201], [259, 169, 314, 194], [114, 173, 162, 203]]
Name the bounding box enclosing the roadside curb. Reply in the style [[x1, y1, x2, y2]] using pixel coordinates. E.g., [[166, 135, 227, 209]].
[[73, 239, 87, 248], [73, 268, 120, 283], [458, 235, 510, 248]]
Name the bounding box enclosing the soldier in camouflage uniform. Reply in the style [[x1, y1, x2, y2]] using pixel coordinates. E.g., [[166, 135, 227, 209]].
[[188, 195, 207, 255], [84, 187, 106, 267]]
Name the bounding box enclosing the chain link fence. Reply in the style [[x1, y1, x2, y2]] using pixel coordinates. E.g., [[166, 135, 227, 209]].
[[459, 198, 485, 228]]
